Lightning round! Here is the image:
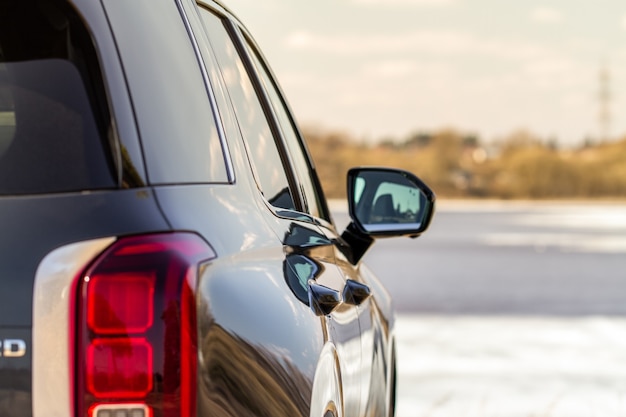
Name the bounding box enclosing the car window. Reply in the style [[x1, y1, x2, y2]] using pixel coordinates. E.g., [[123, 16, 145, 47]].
[[239, 34, 327, 220], [197, 8, 296, 211], [0, 0, 116, 195], [103, 0, 229, 185]]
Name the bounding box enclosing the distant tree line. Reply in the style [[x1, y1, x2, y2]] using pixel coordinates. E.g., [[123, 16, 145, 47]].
[[303, 125, 626, 200]]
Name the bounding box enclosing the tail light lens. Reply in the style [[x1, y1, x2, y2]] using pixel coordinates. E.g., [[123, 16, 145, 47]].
[[75, 233, 215, 417]]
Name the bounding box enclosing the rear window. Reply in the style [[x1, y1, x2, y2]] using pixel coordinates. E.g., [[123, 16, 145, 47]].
[[0, 0, 116, 195]]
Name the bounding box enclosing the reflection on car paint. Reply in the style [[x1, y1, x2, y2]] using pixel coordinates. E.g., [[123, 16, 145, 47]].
[[284, 253, 321, 306], [198, 323, 312, 416]]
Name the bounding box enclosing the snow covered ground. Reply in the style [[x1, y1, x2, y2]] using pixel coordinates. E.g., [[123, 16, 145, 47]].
[[396, 315, 626, 417], [331, 201, 626, 416]]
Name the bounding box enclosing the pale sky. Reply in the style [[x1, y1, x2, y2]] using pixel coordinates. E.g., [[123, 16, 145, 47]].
[[223, 0, 626, 145]]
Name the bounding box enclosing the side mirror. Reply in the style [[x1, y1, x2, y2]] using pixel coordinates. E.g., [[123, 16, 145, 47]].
[[347, 167, 435, 238]]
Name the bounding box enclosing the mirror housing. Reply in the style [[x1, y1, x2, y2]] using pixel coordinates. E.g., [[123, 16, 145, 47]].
[[348, 167, 435, 237], [341, 167, 435, 264]]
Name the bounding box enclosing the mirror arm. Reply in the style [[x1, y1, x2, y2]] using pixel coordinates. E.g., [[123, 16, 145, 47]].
[[341, 221, 374, 264]]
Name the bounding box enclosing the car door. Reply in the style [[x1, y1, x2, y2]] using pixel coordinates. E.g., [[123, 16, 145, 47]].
[[223, 16, 398, 417], [189, 4, 365, 416]]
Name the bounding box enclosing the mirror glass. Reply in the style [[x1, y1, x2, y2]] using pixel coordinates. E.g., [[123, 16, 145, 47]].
[[350, 168, 434, 234]]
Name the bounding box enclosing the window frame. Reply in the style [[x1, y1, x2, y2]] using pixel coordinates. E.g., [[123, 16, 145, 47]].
[[222, 16, 300, 212], [194, 3, 299, 211], [222, 17, 332, 222], [104, 0, 234, 187]]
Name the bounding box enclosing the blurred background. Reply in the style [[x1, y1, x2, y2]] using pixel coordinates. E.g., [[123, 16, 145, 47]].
[[224, 0, 626, 201], [225, 0, 626, 415]]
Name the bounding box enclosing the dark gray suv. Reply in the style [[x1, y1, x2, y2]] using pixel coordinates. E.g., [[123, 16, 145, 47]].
[[0, 1, 435, 416]]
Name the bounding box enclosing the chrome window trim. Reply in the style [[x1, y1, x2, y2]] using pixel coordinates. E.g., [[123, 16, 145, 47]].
[[175, 0, 235, 183], [32, 237, 115, 417]]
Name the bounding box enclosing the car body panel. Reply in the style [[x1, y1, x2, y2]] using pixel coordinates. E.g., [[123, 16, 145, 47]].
[[0, 190, 169, 328], [153, 184, 365, 416], [0, 0, 433, 415], [0, 328, 31, 417], [0, 189, 169, 417]]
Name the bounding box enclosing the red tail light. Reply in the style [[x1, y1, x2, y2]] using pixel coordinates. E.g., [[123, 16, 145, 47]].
[[75, 233, 215, 417]]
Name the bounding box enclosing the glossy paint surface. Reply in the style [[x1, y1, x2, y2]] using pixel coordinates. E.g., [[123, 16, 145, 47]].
[[0, 0, 403, 416], [0, 188, 170, 417]]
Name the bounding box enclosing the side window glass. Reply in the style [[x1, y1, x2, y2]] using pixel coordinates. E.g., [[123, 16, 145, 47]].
[[104, 0, 228, 185], [240, 35, 326, 220], [198, 9, 295, 211]]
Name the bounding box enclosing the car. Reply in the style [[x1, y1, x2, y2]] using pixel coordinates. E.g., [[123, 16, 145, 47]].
[[0, 0, 435, 416]]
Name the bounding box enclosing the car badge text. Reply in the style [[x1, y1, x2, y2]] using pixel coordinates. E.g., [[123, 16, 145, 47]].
[[0, 339, 27, 358]]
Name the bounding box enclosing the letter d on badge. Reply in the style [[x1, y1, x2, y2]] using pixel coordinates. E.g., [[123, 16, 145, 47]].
[[3, 339, 26, 357]]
